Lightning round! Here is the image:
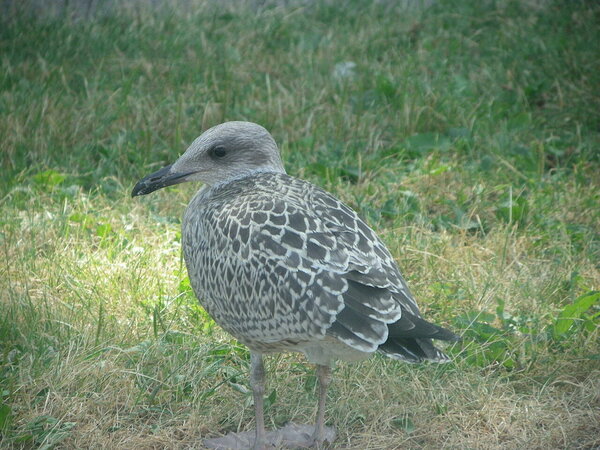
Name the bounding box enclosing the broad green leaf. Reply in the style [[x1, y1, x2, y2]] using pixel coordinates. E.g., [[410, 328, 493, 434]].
[[553, 291, 600, 339]]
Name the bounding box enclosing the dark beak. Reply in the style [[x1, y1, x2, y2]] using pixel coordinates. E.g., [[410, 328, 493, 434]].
[[131, 164, 195, 197]]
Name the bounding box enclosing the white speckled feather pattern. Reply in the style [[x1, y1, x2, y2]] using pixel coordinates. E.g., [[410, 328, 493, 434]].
[[132, 121, 460, 447], [182, 172, 458, 365]]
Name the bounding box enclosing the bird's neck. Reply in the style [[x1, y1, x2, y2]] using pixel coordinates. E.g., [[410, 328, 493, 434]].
[[209, 166, 286, 190]]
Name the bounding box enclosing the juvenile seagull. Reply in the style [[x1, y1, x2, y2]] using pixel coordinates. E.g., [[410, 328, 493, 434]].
[[132, 121, 459, 449]]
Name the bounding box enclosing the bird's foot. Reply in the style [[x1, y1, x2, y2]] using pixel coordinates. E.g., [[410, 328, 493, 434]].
[[203, 423, 336, 449]]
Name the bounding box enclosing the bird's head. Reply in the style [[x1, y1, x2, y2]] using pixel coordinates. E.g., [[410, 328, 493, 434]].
[[131, 121, 285, 197]]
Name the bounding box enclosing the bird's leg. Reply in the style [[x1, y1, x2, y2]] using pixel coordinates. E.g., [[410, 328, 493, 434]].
[[250, 352, 267, 449], [313, 364, 331, 444], [205, 357, 335, 449]]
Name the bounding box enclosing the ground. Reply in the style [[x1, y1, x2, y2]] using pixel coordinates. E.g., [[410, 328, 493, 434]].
[[1, 1, 599, 448]]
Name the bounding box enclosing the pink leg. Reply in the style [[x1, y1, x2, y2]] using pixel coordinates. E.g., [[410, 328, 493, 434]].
[[313, 364, 331, 444], [250, 352, 267, 449]]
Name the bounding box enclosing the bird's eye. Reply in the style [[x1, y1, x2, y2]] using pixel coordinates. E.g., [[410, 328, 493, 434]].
[[211, 146, 227, 158]]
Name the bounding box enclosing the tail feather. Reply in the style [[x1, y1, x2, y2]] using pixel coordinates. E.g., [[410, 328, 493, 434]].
[[379, 337, 451, 363], [388, 310, 461, 342], [379, 311, 460, 363]]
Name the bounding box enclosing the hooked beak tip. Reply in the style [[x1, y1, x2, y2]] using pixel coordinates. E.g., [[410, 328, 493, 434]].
[[131, 164, 197, 198]]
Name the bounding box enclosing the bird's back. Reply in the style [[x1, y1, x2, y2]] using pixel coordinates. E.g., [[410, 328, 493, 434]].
[[182, 172, 458, 364]]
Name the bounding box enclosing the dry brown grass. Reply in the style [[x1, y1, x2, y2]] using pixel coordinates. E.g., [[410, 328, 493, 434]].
[[2, 1, 600, 448]]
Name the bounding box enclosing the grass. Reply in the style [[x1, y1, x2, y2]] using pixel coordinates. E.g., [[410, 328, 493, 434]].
[[1, 0, 599, 448]]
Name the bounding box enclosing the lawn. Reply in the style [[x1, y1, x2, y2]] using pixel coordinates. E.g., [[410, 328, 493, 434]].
[[1, 0, 599, 448]]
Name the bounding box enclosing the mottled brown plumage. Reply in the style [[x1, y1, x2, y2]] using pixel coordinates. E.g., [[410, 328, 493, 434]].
[[132, 121, 459, 449], [182, 171, 456, 364]]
